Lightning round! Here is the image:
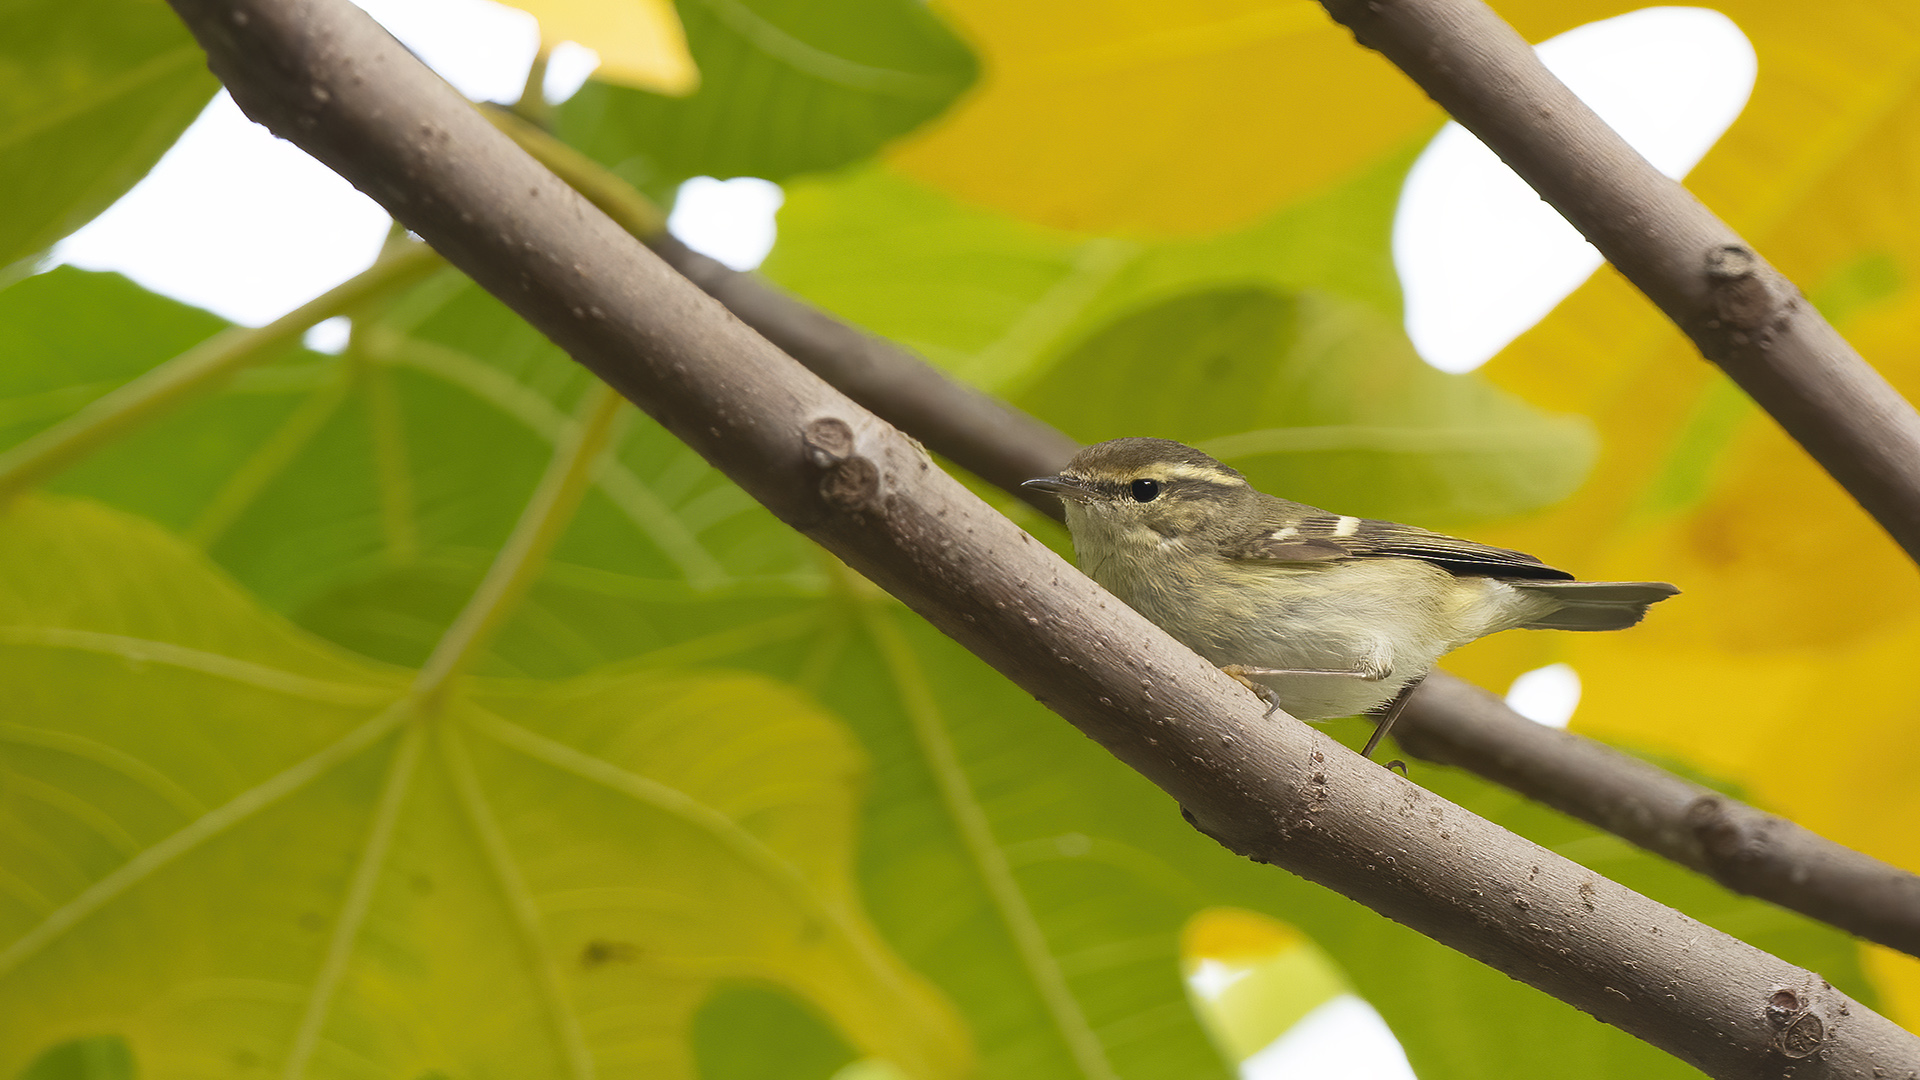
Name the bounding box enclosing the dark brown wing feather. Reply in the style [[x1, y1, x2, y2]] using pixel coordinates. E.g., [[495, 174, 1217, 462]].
[[1224, 497, 1574, 581]]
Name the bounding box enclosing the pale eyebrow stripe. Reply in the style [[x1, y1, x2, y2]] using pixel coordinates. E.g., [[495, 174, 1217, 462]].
[[1161, 463, 1243, 484]]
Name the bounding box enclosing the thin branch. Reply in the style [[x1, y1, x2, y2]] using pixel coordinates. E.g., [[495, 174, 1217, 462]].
[[0, 241, 441, 503], [1317, 0, 1920, 568], [167, 0, 1920, 1074], [1397, 673, 1920, 957]]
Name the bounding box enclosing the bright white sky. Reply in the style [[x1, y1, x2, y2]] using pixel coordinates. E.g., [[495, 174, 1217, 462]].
[[1396, 6, 1756, 374], [44, 4, 1755, 1074]]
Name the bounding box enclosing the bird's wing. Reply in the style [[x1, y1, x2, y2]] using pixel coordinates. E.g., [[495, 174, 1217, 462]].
[[1223, 502, 1574, 581]]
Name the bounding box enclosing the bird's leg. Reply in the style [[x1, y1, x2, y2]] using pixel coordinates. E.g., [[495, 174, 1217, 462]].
[[1221, 661, 1393, 719], [1360, 676, 1425, 760], [1221, 662, 1392, 682]]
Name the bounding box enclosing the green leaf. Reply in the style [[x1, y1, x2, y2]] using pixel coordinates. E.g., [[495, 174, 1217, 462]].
[[1193, 934, 1349, 1062], [1020, 285, 1596, 524], [0, 0, 218, 269], [0, 160, 1865, 1080], [0, 495, 963, 1078], [0, 267, 323, 537], [233, 537, 1254, 1077], [692, 984, 858, 1080], [461, 570, 1869, 1080], [14, 1036, 134, 1080], [820, 607, 1236, 1080], [843, 616, 1874, 1080], [0, 267, 811, 617], [762, 162, 1595, 526], [550, 0, 976, 195], [762, 155, 1413, 382]]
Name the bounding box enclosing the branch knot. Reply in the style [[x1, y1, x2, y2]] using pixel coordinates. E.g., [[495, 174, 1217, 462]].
[[1703, 245, 1795, 347], [804, 417, 879, 513]]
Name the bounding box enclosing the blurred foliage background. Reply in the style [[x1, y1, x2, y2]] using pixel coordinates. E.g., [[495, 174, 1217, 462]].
[[1, 0, 1917, 1077]]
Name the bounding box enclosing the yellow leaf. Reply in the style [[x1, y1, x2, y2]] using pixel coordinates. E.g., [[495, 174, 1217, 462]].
[[1182, 909, 1349, 1062], [512, 0, 698, 95], [0, 496, 966, 1078], [893, 0, 1433, 235], [1184, 906, 1301, 963], [895, 1, 1920, 241], [1440, 2, 1920, 1029]]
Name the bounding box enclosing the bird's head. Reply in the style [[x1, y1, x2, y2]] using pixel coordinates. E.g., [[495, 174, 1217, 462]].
[[1023, 438, 1256, 551]]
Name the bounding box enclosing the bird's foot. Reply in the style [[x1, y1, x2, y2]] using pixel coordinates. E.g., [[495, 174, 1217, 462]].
[[1220, 665, 1286, 717]]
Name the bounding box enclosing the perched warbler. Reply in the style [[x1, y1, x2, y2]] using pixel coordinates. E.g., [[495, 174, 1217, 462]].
[[1024, 438, 1677, 757]]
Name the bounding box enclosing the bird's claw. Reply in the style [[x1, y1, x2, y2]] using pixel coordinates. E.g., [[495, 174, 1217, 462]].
[[1221, 665, 1286, 717]]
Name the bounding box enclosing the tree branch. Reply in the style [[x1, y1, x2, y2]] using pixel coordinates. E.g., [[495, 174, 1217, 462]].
[[648, 220, 1920, 963], [1318, 0, 1920, 567], [481, 105, 1082, 513], [1400, 674, 1920, 958], [646, 232, 1083, 514], [488, 94, 1920, 962], [164, 0, 1920, 1073]]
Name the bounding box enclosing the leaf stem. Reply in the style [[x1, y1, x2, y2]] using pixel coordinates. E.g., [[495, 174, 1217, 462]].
[[0, 242, 442, 504], [440, 720, 595, 1080], [858, 604, 1118, 1080], [186, 372, 352, 548], [513, 47, 553, 128], [467, 708, 972, 1079], [0, 699, 412, 980], [412, 383, 623, 705], [480, 107, 667, 238], [281, 720, 426, 1080], [360, 351, 419, 564]]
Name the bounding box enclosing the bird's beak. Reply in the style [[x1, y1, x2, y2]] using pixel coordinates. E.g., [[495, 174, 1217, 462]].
[[1022, 474, 1096, 504]]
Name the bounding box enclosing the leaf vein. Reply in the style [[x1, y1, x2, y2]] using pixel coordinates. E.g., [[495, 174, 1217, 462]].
[[863, 607, 1119, 1080], [440, 721, 597, 1080], [369, 333, 728, 588], [0, 720, 208, 819], [282, 720, 426, 1080], [0, 626, 396, 706], [0, 700, 410, 979]]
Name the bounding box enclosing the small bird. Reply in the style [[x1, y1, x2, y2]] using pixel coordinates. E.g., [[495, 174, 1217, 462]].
[[1024, 438, 1677, 757]]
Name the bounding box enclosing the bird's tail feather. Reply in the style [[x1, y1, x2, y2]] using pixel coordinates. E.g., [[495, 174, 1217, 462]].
[[1514, 580, 1679, 631]]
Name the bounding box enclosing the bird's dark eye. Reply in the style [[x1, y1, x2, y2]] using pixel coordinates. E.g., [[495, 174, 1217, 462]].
[[1129, 479, 1161, 503]]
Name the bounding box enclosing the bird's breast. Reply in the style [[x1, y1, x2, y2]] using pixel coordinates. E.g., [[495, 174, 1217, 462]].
[[1087, 547, 1493, 720]]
